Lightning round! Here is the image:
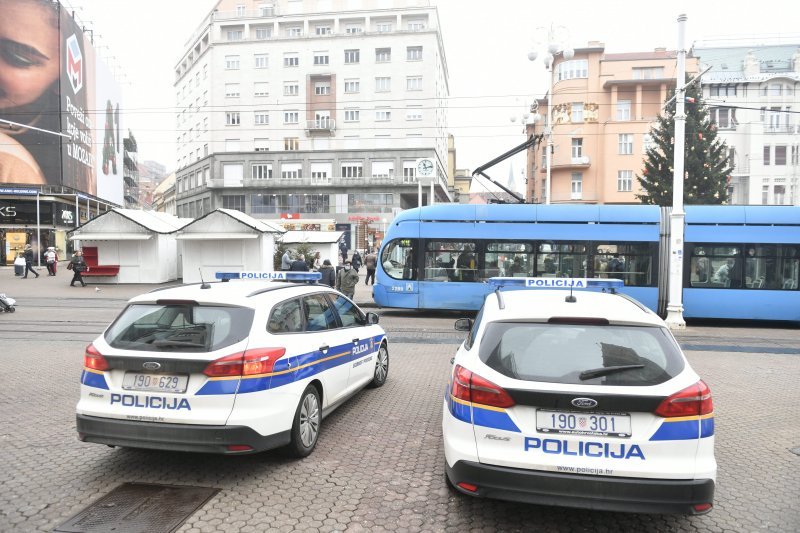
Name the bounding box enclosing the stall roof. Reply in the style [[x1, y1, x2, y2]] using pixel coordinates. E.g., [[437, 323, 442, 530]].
[[282, 231, 344, 244], [69, 233, 152, 241], [118, 209, 192, 233], [175, 209, 286, 240], [175, 233, 258, 240], [216, 208, 286, 234], [68, 208, 191, 235]]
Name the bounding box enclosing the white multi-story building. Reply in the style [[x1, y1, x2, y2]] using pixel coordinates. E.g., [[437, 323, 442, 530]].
[[174, 0, 450, 246], [694, 44, 800, 205]]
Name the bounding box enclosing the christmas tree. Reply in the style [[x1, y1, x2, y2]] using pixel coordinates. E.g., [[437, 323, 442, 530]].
[[636, 79, 733, 206]]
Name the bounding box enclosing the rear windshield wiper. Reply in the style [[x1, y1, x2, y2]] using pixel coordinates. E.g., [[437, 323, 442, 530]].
[[579, 364, 645, 381], [151, 340, 206, 348]]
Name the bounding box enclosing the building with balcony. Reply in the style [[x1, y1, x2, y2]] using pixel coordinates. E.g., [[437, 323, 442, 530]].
[[693, 44, 800, 205], [174, 0, 451, 243], [123, 132, 140, 209], [526, 42, 698, 204], [137, 160, 168, 209], [153, 173, 177, 215]]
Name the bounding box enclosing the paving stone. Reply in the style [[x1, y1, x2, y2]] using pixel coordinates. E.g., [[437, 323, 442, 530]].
[[0, 293, 798, 532]]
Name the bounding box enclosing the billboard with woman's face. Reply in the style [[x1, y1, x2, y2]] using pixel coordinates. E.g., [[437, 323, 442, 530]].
[[0, 0, 123, 205]]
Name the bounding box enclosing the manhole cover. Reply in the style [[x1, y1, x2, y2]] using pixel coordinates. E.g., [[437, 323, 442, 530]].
[[54, 483, 219, 533], [791, 447, 800, 457]]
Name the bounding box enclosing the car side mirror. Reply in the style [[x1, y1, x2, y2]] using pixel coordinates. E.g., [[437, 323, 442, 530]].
[[366, 312, 380, 325], [454, 318, 473, 331]]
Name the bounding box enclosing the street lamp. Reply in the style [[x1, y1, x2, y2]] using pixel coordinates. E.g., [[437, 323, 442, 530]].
[[528, 26, 574, 204]]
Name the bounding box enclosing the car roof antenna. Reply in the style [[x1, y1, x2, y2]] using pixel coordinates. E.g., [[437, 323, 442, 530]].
[[565, 285, 577, 303], [199, 268, 211, 289]]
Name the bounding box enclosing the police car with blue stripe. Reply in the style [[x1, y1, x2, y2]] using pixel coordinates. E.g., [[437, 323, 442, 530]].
[[76, 271, 388, 456], [443, 278, 716, 514]]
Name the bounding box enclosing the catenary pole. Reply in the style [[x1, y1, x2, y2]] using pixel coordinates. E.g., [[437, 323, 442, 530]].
[[665, 14, 688, 330], [36, 193, 41, 267], [545, 60, 554, 204]]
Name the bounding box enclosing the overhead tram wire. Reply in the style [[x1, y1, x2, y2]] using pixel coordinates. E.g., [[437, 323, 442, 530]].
[[3, 85, 797, 116]]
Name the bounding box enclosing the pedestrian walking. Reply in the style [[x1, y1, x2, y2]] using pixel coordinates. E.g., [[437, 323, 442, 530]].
[[68, 250, 88, 287], [22, 244, 39, 278], [364, 249, 377, 285], [351, 249, 362, 272], [318, 259, 336, 288], [44, 247, 58, 276], [336, 260, 359, 299], [339, 240, 348, 263], [312, 251, 322, 271]]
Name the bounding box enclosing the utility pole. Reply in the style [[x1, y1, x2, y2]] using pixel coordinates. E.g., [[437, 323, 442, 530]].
[[665, 14, 688, 330]]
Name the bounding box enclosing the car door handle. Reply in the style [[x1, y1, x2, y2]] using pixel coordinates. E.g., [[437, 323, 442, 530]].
[[352, 338, 360, 345], [319, 344, 329, 353]]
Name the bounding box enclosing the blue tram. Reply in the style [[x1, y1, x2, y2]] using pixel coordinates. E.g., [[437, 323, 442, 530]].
[[373, 204, 800, 322]]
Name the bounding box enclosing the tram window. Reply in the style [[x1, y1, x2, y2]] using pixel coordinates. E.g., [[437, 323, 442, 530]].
[[484, 242, 533, 279], [424, 240, 478, 282], [691, 257, 711, 284], [381, 238, 417, 280], [594, 243, 656, 287], [690, 244, 798, 290], [536, 242, 587, 278], [690, 245, 742, 288], [746, 244, 800, 290]]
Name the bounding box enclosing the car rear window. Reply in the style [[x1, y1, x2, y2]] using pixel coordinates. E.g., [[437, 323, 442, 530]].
[[105, 304, 254, 352], [478, 322, 684, 386]]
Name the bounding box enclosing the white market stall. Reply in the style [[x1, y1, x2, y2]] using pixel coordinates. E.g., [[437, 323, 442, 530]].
[[281, 231, 344, 266], [177, 208, 285, 283], [68, 209, 190, 283]]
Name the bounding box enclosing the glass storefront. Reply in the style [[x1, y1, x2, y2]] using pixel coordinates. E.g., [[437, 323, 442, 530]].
[[0, 197, 97, 264]]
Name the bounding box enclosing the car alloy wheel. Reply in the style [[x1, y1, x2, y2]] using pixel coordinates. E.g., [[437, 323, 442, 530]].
[[369, 345, 389, 388]]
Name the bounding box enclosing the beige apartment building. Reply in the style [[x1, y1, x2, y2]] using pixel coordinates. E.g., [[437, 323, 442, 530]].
[[526, 42, 698, 204]]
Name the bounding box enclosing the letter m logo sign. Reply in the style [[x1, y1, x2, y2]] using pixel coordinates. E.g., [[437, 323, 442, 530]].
[[66, 35, 83, 94]]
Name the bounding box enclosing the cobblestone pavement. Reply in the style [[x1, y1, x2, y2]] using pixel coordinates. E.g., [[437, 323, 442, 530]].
[[0, 275, 798, 531]]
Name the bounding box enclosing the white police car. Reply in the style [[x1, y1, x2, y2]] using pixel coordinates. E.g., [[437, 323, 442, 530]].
[[443, 278, 716, 514], [76, 272, 388, 456]]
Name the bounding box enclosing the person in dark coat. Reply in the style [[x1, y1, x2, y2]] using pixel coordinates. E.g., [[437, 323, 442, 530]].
[[22, 244, 39, 278], [289, 254, 309, 272], [69, 250, 88, 287], [339, 241, 348, 263], [364, 250, 377, 285], [351, 249, 362, 272], [318, 259, 336, 288]]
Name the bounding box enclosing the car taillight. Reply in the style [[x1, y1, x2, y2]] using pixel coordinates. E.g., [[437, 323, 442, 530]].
[[204, 348, 286, 377], [84, 343, 109, 371], [655, 380, 713, 418], [242, 348, 285, 375], [450, 365, 515, 409], [451, 365, 472, 401], [204, 352, 244, 377]]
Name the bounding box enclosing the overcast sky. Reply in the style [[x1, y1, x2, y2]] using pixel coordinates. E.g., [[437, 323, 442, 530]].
[[64, 0, 800, 192]]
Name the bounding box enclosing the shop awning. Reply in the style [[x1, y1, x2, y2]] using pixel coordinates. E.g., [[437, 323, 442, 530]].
[[69, 233, 152, 241], [175, 233, 258, 240]]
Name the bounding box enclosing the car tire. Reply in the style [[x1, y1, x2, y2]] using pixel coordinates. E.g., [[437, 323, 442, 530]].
[[287, 384, 321, 458], [368, 344, 389, 388]]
